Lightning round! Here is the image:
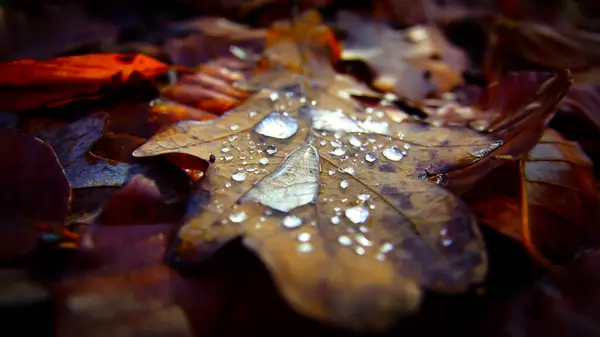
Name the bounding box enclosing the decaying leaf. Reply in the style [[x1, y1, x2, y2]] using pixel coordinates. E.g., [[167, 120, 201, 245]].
[[466, 129, 600, 268], [132, 23, 571, 328], [0, 54, 168, 112], [335, 11, 468, 99], [0, 128, 70, 260]]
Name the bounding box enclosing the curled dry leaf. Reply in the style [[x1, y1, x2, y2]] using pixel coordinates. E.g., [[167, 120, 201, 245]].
[[159, 56, 254, 115], [0, 54, 168, 112], [335, 11, 468, 100], [132, 31, 571, 329], [0, 128, 70, 260], [466, 129, 600, 268]]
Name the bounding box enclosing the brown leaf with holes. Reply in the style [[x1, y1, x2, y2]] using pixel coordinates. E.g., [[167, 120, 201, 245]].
[[466, 129, 600, 269], [0, 128, 70, 260], [131, 19, 572, 329]]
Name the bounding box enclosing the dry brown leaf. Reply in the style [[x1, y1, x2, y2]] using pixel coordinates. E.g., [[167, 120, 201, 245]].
[[132, 35, 571, 330], [466, 129, 600, 269]]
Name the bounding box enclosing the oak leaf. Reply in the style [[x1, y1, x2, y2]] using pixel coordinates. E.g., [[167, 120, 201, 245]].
[[466, 129, 600, 269], [132, 51, 571, 330]]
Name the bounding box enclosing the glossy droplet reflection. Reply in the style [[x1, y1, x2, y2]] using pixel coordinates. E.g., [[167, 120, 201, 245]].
[[259, 157, 269, 165], [232, 172, 246, 182], [243, 145, 319, 212], [330, 148, 346, 156], [382, 147, 404, 161], [297, 232, 311, 242], [365, 153, 376, 163], [254, 112, 299, 139], [229, 211, 248, 223], [338, 235, 352, 246], [348, 136, 362, 147], [266, 145, 278, 155], [340, 180, 349, 189], [345, 205, 370, 224], [282, 215, 303, 229]]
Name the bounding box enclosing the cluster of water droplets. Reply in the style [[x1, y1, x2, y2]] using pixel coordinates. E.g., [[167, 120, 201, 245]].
[[211, 78, 425, 260]]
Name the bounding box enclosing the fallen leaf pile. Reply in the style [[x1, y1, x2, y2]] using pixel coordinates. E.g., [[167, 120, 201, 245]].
[[0, 1, 599, 337]]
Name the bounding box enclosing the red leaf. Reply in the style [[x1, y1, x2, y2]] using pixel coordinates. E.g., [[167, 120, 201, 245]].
[[0, 54, 169, 112]]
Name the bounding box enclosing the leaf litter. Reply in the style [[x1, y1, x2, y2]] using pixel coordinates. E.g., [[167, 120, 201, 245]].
[[132, 12, 572, 331], [0, 3, 597, 336]]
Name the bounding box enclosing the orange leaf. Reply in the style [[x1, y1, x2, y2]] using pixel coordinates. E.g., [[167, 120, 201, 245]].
[[0, 54, 169, 112]]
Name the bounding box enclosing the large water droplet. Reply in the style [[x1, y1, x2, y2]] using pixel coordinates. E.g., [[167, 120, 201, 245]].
[[355, 246, 366, 255], [254, 112, 298, 139], [382, 147, 404, 161], [243, 145, 319, 212], [221, 147, 230, 153], [229, 211, 248, 223], [365, 153, 376, 163], [232, 172, 246, 182], [282, 215, 303, 229], [331, 216, 340, 224], [338, 235, 352, 246], [265, 145, 278, 155], [340, 180, 349, 189], [345, 205, 370, 224], [259, 157, 269, 165], [330, 148, 346, 156], [229, 124, 240, 131]]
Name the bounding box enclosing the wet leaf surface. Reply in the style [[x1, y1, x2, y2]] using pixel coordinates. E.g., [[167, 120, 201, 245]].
[[465, 129, 600, 268], [132, 29, 571, 328]]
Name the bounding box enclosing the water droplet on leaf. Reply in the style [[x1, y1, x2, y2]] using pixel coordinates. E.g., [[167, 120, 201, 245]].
[[340, 180, 349, 189], [365, 153, 376, 163], [282, 215, 303, 229], [345, 205, 370, 224], [382, 147, 404, 161], [229, 211, 248, 223], [266, 145, 278, 155], [232, 172, 246, 182], [254, 112, 299, 139]]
